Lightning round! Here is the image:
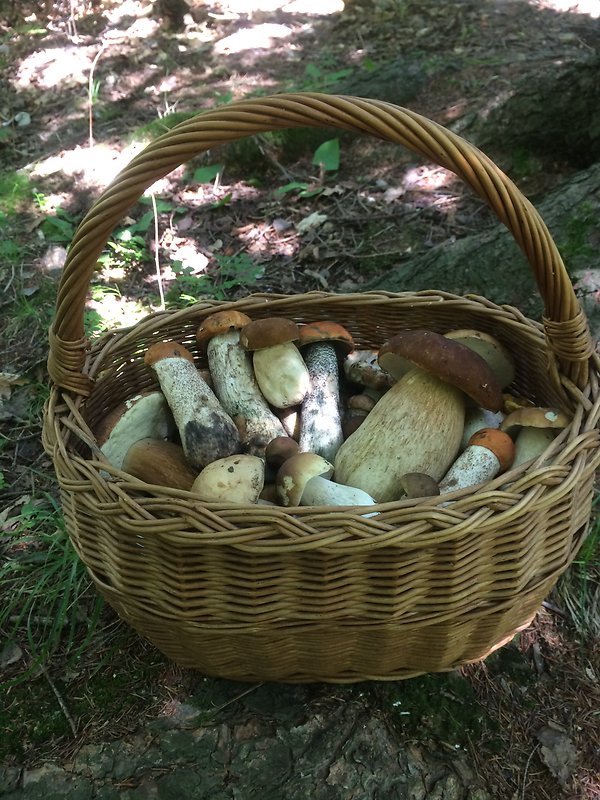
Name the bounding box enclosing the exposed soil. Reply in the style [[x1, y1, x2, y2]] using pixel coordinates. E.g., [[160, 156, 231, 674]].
[[1, 1, 600, 798]]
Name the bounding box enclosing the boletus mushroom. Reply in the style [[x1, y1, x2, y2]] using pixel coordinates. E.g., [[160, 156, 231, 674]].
[[191, 454, 265, 503], [334, 329, 503, 502], [196, 311, 287, 457], [297, 320, 354, 462], [276, 452, 376, 507], [145, 341, 240, 470], [500, 406, 570, 467], [439, 428, 515, 494], [240, 317, 310, 409], [444, 329, 515, 390], [122, 438, 197, 491], [95, 390, 175, 470]]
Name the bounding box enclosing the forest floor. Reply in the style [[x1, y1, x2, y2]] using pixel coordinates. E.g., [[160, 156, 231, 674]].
[[1, 0, 600, 798]]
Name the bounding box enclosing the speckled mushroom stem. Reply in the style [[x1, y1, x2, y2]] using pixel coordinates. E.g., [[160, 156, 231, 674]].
[[206, 330, 287, 457], [145, 342, 240, 471], [298, 342, 344, 462]]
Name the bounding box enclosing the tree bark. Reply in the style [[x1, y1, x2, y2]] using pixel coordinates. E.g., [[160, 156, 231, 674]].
[[476, 55, 600, 168], [366, 163, 600, 337]]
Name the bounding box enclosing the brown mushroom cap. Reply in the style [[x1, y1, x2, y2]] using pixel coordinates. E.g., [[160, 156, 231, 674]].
[[400, 472, 440, 499], [265, 436, 300, 469], [298, 321, 354, 355], [196, 310, 252, 351], [444, 329, 515, 389], [144, 341, 196, 367], [276, 452, 334, 506], [122, 439, 197, 491], [378, 329, 503, 412], [500, 406, 571, 438], [240, 317, 300, 351]]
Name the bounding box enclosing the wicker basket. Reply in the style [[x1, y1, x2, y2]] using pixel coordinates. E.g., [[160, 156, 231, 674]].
[[42, 93, 600, 683]]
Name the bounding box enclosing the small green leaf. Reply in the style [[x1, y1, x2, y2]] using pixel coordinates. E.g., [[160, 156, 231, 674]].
[[312, 138, 340, 172], [193, 164, 224, 183], [274, 181, 310, 197]]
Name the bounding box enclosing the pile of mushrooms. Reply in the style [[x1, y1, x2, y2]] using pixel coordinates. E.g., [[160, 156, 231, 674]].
[[94, 316, 571, 507]]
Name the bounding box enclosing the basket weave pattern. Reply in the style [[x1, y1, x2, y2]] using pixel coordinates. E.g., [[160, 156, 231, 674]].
[[43, 94, 600, 682]]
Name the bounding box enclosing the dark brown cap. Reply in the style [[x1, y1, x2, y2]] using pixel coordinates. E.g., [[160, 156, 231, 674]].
[[378, 329, 503, 411], [240, 317, 300, 351]]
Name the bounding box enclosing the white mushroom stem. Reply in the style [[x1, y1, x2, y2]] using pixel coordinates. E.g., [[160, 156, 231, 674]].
[[149, 351, 240, 470], [512, 427, 556, 468], [207, 330, 287, 456], [300, 476, 376, 507], [439, 445, 501, 494], [334, 369, 464, 503], [299, 343, 344, 461]]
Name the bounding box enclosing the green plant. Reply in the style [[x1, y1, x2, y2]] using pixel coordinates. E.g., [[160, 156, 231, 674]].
[[300, 62, 353, 92], [166, 252, 264, 308], [40, 207, 79, 243], [0, 495, 105, 683], [0, 171, 30, 214]]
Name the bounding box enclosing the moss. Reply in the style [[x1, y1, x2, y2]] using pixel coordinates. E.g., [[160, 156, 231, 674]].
[[557, 201, 597, 268], [0, 641, 166, 764], [370, 672, 501, 749]]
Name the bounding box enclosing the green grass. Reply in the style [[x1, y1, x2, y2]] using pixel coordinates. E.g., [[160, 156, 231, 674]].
[[556, 501, 600, 638], [0, 495, 105, 684]]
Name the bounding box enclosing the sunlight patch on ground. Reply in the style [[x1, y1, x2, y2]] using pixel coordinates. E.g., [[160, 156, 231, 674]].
[[86, 288, 150, 335], [15, 46, 94, 89], [214, 22, 294, 53], [529, 0, 600, 17], [223, 0, 344, 12], [30, 142, 146, 188], [402, 165, 455, 192]]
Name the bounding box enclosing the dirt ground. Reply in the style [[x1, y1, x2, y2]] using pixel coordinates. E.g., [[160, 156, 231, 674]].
[[1, 0, 600, 798]]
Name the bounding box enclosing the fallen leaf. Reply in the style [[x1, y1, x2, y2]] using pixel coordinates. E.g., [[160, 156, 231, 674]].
[[296, 212, 328, 234], [0, 372, 27, 400], [535, 724, 577, 785], [0, 642, 23, 669]]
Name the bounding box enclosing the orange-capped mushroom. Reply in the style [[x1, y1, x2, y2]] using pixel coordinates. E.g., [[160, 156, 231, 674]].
[[439, 427, 515, 494], [297, 320, 354, 461]]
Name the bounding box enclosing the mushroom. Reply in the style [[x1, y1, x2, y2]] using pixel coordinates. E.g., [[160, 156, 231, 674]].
[[444, 329, 515, 390], [500, 406, 570, 468], [196, 311, 287, 457], [265, 436, 300, 469], [95, 391, 175, 470], [439, 428, 515, 494], [400, 472, 440, 499], [191, 454, 265, 503], [276, 452, 376, 507], [334, 329, 503, 502], [144, 341, 240, 470], [343, 349, 395, 391], [240, 317, 310, 409], [122, 438, 198, 491], [297, 320, 354, 461]]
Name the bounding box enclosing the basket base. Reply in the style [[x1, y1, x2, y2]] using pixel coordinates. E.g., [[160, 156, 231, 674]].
[[101, 581, 551, 683]]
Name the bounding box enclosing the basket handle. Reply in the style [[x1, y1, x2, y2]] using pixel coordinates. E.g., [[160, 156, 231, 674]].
[[48, 92, 594, 395]]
